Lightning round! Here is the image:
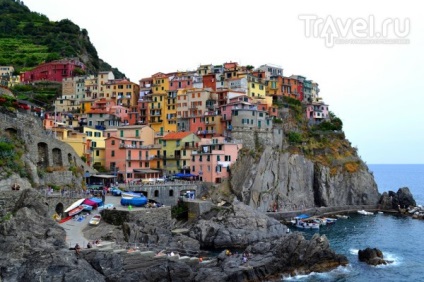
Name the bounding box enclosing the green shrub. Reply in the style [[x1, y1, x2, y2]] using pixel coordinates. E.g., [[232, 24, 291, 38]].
[[288, 132, 302, 143]]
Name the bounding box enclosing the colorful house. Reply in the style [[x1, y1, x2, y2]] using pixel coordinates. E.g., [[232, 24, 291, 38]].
[[191, 136, 242, 183], [20, 59, 85, 83], [161, 132, 200, 176], [104, 125, 158, 182], [84, 127, 106, 168]]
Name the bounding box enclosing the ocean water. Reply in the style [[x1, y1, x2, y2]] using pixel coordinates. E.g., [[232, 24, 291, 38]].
[[284, 164, 424, 282]]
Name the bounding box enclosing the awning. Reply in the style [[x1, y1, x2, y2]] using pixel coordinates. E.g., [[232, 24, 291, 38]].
[[133, 169, 160, 174]]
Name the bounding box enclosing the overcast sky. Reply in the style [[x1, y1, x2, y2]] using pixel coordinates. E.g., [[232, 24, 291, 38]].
[[23, 0, 423, 164]]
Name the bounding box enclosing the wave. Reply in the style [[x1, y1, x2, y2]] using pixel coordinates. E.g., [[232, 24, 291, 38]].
[[281, 265, 352, 281]]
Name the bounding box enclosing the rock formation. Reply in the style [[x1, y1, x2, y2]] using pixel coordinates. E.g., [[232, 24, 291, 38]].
[[358, 247, 391, 266], [378, 187, 416, 210], [0, 189, 105, 281], [231, 147, 380, 212], [0, 190, 348, 281]]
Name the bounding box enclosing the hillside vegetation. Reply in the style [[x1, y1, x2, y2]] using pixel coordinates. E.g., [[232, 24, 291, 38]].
[[0, 0, 125, 78]]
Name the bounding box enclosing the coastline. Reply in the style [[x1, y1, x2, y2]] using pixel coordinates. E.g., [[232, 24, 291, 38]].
[[266, 204, 400, 222]]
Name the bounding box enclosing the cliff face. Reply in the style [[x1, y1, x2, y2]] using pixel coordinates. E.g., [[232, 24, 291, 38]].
[[230, 146, 380, 212]]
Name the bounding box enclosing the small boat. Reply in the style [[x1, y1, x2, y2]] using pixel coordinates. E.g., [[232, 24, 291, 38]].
[[64, 198, 86, 213], [89, 214, 101, 226], [120, 195, 148, 207], [358, 210, 374, 215], [336, 214, 349, 219], [295, 218, 320, 229], [68, 205, 84, 216], [121, 191, 143, 198], [99, 203, 114, 210], [81, 204, 93, 211]]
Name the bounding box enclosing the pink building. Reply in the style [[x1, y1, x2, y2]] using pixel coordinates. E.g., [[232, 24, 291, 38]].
[[169, 73, 193, 91], [306, 102, 329, 124], [104, 125, 160, 182], [21, 59, 85, 83], [191, 136, 242, 183]]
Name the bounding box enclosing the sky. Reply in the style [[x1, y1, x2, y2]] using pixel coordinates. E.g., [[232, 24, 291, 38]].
[[23, 0, 423, 164]]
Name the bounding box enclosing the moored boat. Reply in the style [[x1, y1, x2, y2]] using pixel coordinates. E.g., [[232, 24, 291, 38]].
[[358, 209, 374, 215], [295, 218, 320, 229], [64, 198, 85, 213], [68, 205, 84, 216]]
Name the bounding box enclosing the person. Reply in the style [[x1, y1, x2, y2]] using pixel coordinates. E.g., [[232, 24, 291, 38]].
[[87, 242, 92, 249], [75, 243, 81, 256]]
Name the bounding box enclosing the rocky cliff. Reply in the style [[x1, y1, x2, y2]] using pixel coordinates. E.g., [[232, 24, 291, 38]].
[[230, 145, 380, 213], [0, 190, 348, 281]]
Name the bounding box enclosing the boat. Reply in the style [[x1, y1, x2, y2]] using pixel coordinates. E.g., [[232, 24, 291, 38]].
[[121, 191, 143, 198], [81, 204, 93, 211], [83, 198, 98, 209], [358, 210, 374, 215], [120, 195, 148, 207], [336, 214, 349, 219], [99, 203, 114, 210], [89, 214, 101, 226], [315, 217, 337, 225], [64, 198, 86, 213], [90, 197, 104, 207], [111, 187, 122, 196], [295, 218, 320, 229], [68, 205, 84, 216]]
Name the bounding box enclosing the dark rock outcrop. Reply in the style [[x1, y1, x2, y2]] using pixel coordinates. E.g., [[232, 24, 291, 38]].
[[358, 247, 391, 266], [0, 189, 105, 282], [189, 200, 287, 248], [230, 147, 380, 213], [378, 187, 416, 210]]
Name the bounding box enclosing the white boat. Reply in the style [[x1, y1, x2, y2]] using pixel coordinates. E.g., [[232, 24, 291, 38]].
[[357, 210, 374, 215], [64, 198, 86, 213], [295, 218, 320, 229], [336, 214, 349, 219]]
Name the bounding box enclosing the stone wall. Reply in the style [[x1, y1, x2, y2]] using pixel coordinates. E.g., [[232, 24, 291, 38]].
[[0, 111, 94, 189], [127, 183, 198, 206]]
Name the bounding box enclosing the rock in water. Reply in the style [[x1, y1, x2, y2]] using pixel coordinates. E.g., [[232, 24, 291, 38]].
[[378, 187, 416, 210], [358, 247, 390, 266]]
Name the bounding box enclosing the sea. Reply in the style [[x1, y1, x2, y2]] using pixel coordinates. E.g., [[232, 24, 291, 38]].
[[283, 164, 424, 282]]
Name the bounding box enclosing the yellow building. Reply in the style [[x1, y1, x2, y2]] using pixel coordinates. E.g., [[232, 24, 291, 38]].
[[161, 132, 200, 175], [164, 90, 178, 133], [148, 73, 169, 134], [84, 127, 106, 167], [247, 75, 266, 99]]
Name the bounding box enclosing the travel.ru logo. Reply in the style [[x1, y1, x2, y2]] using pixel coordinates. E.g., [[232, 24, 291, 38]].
[[298, 15, 410, 47]]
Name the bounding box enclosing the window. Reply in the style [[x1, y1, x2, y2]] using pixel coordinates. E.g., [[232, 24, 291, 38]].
[[111, 140, 115, 145], [216, 165, 222, 172], [163, 140, 166, 147], [176, 140, 180, 147], [91, 141, 97, 148], [111, 151, 115, 157], [154, 190, 159, 197], [217, 155, 220, 161], [120, 130, 124, 137], [225, 155, 231, 161], [183, 150, 186, 156], [145, 162, 149, 167], [96, 150, 99, 156], [169, 190, 174, 197]]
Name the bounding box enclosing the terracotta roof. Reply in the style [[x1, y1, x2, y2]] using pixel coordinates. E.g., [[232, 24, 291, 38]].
[[162, 132, 192, 140]]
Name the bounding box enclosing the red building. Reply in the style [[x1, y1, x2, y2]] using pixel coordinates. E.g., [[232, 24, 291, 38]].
[[21, 59, 85, 83], [202, 74, 216, 91]]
